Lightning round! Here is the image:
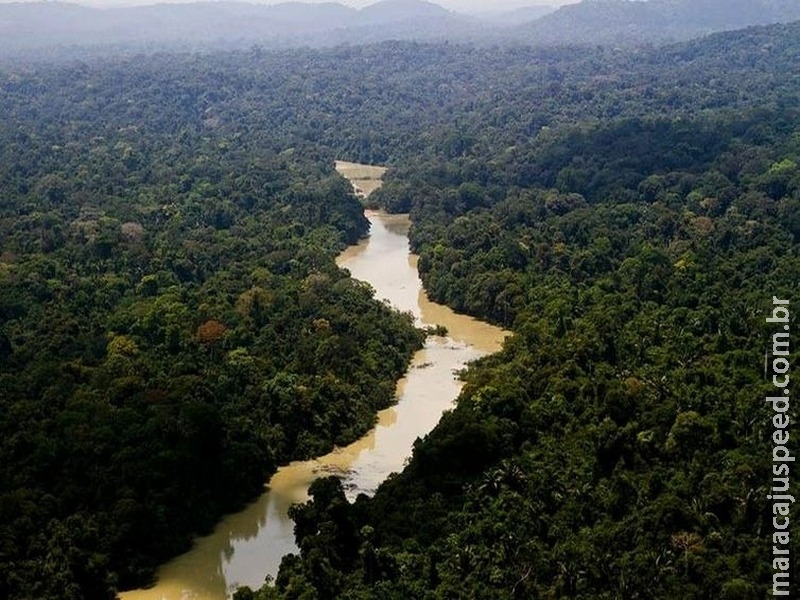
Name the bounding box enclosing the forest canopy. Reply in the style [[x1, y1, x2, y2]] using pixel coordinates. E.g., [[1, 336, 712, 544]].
[[0, 51, 426, 599], [0, 18, 798, 600]]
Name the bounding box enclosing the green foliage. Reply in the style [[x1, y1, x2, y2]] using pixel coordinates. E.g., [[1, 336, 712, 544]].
[[250, 22, 799, 600], [0, 58, 424, 598], [1, 18, 799, 600]]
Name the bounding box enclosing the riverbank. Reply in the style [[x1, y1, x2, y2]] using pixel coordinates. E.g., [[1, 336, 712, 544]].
[[334, 160, 386, 199], [119, 163, 507, 600]]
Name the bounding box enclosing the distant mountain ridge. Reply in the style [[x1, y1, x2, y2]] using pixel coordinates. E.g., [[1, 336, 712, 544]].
[[0, 0, 799, 56], [358, 0, 452, 23], [516, 0, 800, 45], [0, 0, 482, 54]]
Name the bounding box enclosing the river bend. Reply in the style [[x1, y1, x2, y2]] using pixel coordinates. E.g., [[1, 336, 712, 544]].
[[120, 163, 507, 599]]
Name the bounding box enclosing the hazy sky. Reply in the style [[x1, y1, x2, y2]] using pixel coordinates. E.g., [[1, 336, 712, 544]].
[[305, 0, 581, 11], [0, 0, 582, 14]]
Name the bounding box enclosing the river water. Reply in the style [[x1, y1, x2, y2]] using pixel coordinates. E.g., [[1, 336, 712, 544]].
[[120, 164, 507, 600]]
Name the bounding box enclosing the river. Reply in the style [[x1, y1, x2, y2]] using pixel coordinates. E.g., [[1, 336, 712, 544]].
[[119, 162, 507, 600]]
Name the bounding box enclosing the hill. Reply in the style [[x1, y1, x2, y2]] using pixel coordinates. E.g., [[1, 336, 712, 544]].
[[0, 0, 477, 56], [4, 0, 800, 57], [514, 0, 800, 45]]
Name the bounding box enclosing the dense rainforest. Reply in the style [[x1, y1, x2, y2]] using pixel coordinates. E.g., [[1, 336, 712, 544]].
[[253, 110, 800, 598], [0, 18, 798, 600], [246, 23, 797, 600], [0, 57, 427, 599]]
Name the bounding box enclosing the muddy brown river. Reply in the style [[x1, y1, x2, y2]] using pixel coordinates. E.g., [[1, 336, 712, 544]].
[[120, 164, 507, 600]]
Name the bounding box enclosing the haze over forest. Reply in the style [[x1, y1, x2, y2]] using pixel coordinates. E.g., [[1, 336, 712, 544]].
[[1, 0, 799, 599], [48, 0, 581, 12], [1, 0, 800, 56]]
